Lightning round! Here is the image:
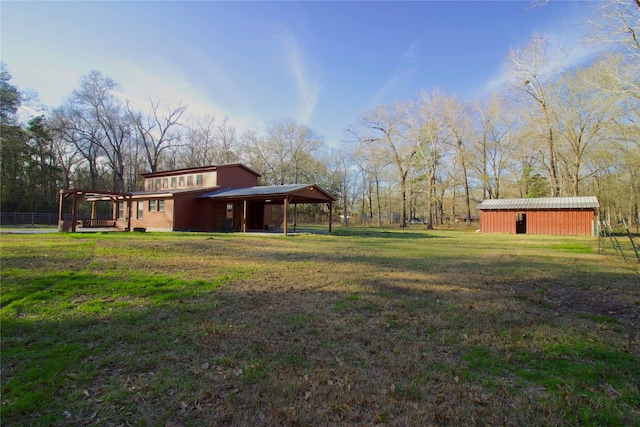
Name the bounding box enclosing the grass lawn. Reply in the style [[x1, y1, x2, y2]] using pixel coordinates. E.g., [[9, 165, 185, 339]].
[[1, 228, 639, 426]]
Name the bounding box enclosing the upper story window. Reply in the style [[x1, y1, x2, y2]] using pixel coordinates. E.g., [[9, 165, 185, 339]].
[[187, 176, 193, 186], [147, 180, 153, 190], [196, 174, 203, 186], [179, 176, 185, 187], [171, 177, 177, 188], [162, 178, 168, 189], [155, 179, 161, 189]]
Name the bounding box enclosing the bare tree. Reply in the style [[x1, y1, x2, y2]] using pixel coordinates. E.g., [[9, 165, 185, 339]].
[[330, 148, 355, 227], [551, 61, 618, 196], [353, 142, 389, 227], [217, 117, 240, 164], [50, 104, 103, 190], [181, 115, 218, 168], [442, 95, 473, 223], [351, 102, 415, 227], [588, 0, 640, 57], [128, 98, 187, 173], [507, 33, 564, 196], [407, 89, 449, 229], [67, 71, 133, 192], [472, 94, 517, 200]]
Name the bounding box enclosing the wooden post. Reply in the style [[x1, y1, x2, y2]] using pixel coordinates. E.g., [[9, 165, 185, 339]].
[[58, 190, 64, 231], [242, 199, 247, 233], [71, 192, 79, 232], [127, 197, 132, 232], [283, 196, 289, 236]]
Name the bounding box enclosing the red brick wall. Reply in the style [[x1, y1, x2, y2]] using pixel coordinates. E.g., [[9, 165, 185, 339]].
[[130, 198, 174, 231]]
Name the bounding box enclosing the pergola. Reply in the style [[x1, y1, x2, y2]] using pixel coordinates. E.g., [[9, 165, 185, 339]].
[[58, 189, 132, 232], [199, 184, 336, 235]]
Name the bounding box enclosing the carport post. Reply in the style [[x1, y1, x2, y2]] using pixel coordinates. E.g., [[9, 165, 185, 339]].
[[71, 192, 79, 232], [283, 196, 289, 236], [242, 199, 247, 233]]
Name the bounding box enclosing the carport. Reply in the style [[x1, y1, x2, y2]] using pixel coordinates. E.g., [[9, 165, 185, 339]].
[[199, 184, 336, 235]]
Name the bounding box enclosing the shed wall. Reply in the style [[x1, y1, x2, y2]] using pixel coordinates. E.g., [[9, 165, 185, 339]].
[[480, 209, 596, 236], [480, 210, 516, 234], [527, 210, 594, 236]]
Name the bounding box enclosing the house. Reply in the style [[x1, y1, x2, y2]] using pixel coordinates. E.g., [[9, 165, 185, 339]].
[[477, 196, 599, 236], [58, 164, 336, 235]]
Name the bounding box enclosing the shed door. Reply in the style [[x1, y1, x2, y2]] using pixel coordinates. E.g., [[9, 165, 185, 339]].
[[516, 213, 527, 234]]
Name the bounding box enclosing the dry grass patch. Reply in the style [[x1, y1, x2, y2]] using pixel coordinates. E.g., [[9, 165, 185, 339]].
[[1, 229, 638, 426]]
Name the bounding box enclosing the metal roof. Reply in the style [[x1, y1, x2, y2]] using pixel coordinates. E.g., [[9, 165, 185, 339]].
[[198, 184, 336, 201], [477, 196, 599, 210]]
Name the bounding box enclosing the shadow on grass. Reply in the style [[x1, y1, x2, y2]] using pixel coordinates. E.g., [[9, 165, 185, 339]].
[[2, 261, 639, 426], [2, 231, 639, 426], [331, 228, 446, 239]]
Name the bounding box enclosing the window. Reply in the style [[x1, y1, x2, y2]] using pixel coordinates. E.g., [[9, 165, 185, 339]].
[[171, 177, 177, 188], [147, 180, 153, 190], [118, 202, 124, 219], [226, 203, 234, 218], [187, 176, 193, 186], [271, 205, 279, 221], [158, 200, 165, 212], [149, 200, 156, 211], [196, 174, 203, 186], [137, 201, 144, 219], [155, 179, 161, 189], [162, 178, 168, 188], [179, 176, 185, 187]]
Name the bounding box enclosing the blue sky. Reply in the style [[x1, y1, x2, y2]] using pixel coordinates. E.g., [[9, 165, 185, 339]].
[[2, 1, 598, 147]]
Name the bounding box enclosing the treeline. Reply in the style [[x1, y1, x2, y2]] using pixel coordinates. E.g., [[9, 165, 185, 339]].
[[0, 69, 339, 215], [1, 0, 638, 227]]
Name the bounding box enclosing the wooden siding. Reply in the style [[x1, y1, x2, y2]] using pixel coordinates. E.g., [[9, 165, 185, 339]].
[[291, 186, 333, 202], [480, 209, 596, 236]]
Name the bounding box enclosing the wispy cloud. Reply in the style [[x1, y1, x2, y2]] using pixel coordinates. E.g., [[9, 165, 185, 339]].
[[367, 67, 417, 109], [366, 43, 418, 108], [275, 28, 320, 124], [479, 26, 604, 98], [403, 43, 419, 63], [478, 3, 605, 99]]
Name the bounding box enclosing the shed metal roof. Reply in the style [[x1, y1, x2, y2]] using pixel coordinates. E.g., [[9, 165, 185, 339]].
[[477, 196, 599, 210]]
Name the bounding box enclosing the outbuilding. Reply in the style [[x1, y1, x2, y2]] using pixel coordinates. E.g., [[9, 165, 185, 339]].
[[477, 196, 599, 236]]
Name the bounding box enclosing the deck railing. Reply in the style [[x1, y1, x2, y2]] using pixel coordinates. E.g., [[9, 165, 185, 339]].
[[81, 218, 117, 228]]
